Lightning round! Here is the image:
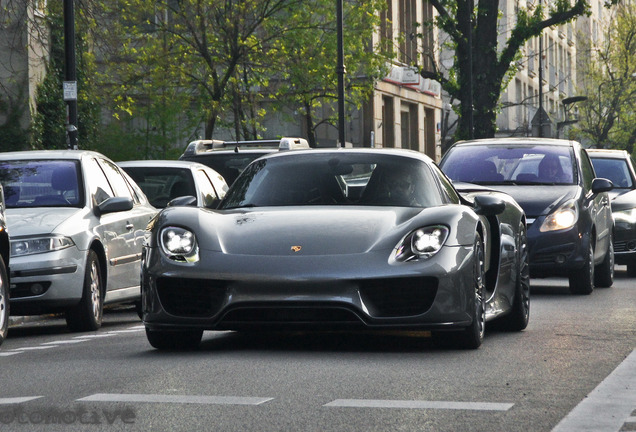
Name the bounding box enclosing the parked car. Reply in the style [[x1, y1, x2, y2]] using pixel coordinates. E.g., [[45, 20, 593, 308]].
[[587, 149, 636, 275], [440, 138, 614, 295], [118, 160, 228, 208], [179, 137, 310, 184], [141, 148, 529, 350], [0, 150, 157, 332], [0, 185, 10, 347]]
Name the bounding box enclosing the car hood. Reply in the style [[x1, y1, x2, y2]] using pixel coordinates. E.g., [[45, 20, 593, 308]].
[[610, 189, 636, 211], [7, 207, 83, 236], [487, 185, 579, 217], [177, 206, 437, 256]]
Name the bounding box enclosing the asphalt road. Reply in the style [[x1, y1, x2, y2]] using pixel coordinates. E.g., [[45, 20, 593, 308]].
[[1, 268, 635, 432]]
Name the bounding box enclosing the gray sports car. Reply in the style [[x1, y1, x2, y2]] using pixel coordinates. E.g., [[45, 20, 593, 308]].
[[141, 148, 530, 350]]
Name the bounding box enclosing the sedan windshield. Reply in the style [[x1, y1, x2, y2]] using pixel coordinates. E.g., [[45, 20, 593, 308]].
[[220, 153, 444, 209], [441, 144, 576, 186], [0, 160, 83, 208]]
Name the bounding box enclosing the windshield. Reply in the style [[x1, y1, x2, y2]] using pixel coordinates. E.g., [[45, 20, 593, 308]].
[[441, 144, 576, 186], [219, 152, 443, 209], [590, 157, 634, 189], [0, 160, 83, 208]]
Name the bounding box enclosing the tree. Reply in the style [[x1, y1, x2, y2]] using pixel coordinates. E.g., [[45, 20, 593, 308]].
[[419, 0, 620, 140], [265, 0, 389, 147], [575, 2, 635, 150]]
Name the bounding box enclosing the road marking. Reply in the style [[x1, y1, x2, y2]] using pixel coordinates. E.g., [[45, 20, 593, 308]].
[[8, 346, 55, 352], [77, 393, 273, 406], [73, 333, 117, 339], [325, 399, 514, 411], [0, 352, 22, 357], [41, 340, 88, 345], [552, 349, 636, 432], [0, 397, 42, 405]]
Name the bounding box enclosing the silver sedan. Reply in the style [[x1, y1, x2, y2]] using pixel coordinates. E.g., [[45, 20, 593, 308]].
[[0, 150, 157, 331]]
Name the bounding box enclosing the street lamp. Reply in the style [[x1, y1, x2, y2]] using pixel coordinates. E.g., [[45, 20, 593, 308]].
[[556, 96, 587, 139], [336, 0, 346, 148]]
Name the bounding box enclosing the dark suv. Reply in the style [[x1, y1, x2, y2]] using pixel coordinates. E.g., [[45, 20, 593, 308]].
[[0, 185, 10, 346], [179, 137, 309, 185], [440, 138, 614, 294]]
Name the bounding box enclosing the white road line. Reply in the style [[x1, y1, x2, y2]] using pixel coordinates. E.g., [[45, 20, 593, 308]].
[[8, 346, 55, 352], [0, 352, 22, 357], [325, 399, 514, 411], [0, 397, 43, 405], [41, 340, 88, 345], [552, 349, 636, 432], [72, 333, 116, 339], [77, 393, 273, 406]]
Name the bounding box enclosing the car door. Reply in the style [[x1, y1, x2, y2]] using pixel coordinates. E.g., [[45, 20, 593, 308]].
[[581, 149, 612, 261]]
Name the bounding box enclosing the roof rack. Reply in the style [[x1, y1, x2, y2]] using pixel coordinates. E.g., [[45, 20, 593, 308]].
[[182, 137, 309, 157]]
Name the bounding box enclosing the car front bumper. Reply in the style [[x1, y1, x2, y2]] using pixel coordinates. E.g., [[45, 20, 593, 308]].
[[9, 248, 86, 314], [142, 244, 477, 332]]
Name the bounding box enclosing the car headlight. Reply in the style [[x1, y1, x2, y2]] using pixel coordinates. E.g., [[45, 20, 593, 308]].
[[11, 235, 75, 257], [160, 226, 199, 262], [613, 208, 636, 224], [393, 225, 449, 262], [539, 200, 578, 232]]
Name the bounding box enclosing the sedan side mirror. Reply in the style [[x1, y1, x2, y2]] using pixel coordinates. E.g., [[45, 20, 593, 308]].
[[591, 178, 614, 194], [473, 194, 506, 216], [95, 196, 134, 216]]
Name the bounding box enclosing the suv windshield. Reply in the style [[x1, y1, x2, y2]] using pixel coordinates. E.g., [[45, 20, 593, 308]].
[[441, 144, 576, 186]]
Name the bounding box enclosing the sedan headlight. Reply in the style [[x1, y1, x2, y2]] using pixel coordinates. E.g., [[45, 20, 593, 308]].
[[394, 225, 449, 262], [613, 208, 636, 224], [160, 226, 199, 262], [11, 235, 75, 257], [539, 200, 578, 232]]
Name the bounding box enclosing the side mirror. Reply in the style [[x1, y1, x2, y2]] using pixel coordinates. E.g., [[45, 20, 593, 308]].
[[591, 178, 614, 194], [473, 194, 506, 216], [96, 196, 133, 216], [167, 195, 197, 207]]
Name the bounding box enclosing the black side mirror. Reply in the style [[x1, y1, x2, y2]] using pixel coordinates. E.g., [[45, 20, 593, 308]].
[[473, 194, 506, 216], [167, 195, 197, 207], [96, 196, 133, 216], [591, 178, 614, 194]]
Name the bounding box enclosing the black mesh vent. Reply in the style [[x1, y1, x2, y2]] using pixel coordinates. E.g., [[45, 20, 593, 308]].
[[156, 277, 228, 317], [359, 277, 437, 317]]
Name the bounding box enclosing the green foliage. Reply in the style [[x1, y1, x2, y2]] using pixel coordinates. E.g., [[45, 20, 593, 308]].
[[0, 90, 29, 152]]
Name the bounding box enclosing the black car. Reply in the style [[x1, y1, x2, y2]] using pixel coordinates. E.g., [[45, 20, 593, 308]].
[[440, 138, 614, 295], [587, 149, 636, 275], [142, 148, 530, 350], [179, 137, 309, 185], [0, 185, 9, 347]]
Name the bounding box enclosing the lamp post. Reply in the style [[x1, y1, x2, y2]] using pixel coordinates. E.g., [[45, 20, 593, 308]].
[[336, 0, 346, 148], [63, 0, 78, 150], [556, 96, 587, 139]]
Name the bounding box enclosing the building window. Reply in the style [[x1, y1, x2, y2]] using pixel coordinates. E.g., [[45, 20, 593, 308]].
[[399, 0, 417, 64]]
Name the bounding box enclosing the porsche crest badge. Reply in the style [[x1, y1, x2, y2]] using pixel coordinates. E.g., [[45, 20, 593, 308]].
[[291, 246, 302, 252]]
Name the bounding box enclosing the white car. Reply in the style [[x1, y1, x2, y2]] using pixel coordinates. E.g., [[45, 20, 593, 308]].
[[0, 150, 157, 332], [118, 160, 228, 208]]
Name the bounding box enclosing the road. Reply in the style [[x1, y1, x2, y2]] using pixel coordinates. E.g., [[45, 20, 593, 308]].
[[1, 268, 635, 432]]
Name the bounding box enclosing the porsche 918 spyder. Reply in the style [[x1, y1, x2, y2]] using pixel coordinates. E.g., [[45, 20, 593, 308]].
[[141, 148, 529, 350]]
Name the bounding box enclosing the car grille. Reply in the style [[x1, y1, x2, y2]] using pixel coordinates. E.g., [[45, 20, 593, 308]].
[[615, 239, 636, 253], [219, 303, 360, 325], [359, 277, 438, 317], [156, 277, 228, 317]]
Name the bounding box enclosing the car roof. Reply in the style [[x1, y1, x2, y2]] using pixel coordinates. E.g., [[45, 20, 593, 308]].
[[252, 146, 434, 164], [0, 149, 107, 161], [586, 149, 630, 159], [452, 138, 577, 148], [180, 137, 310, 158], [118, 160, 215, 170]]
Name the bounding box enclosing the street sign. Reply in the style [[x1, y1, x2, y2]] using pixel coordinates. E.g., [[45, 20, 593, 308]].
[[63, 81, 77, 101]]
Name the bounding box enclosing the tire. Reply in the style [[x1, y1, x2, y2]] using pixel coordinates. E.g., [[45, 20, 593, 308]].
[[0, 256, 9, 347], [568, 241, 594, 295], [145, 328, 203, 351], [594, 235, 614, 288], [498, 224, 530, 331], [66, 250, 104, 332], [456, 234, 486, 349]]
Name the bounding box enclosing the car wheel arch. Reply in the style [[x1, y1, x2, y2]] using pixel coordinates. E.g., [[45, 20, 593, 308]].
[[88, 240, 108, 293]]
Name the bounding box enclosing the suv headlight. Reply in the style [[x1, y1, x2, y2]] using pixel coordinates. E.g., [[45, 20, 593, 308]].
[[160, 226, 199, 262], [540, 200, 578, 232], [393, 225, 449, 262], [11, 235, 75, 257]]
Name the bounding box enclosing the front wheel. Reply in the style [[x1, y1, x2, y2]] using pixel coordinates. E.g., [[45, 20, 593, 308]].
[[594, 236, 614, 288], [146, 328, 203, 351], [0, 256, 9, 346], [568, 241, 594, 295], [66, 250, 103, 332], [456, 234, 486, 349]]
